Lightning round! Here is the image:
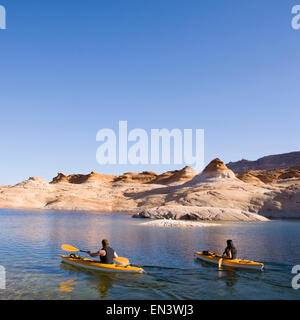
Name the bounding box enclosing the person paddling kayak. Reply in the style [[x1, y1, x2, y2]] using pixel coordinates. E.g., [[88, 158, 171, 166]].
[[222, 240, 237, 259], [88, 239, 118, 264]]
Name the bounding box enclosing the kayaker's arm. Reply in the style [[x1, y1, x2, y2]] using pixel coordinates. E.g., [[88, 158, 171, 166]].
[[88, 249, 118, 259], [88, 249, 107, 257], [88, 250, 101, 257], [222, 247, 232, 259]]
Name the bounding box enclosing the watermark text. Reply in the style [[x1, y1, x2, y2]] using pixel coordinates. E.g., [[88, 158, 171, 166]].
[[0, 5, 6, 30], [96, 121, 204, 172], [292, 265, 300, 290], [292, 5, 300, 30], [0, 265, 5, 289]]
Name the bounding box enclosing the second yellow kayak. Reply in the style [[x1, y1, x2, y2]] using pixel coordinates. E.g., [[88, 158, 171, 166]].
[[195, 251, 264, 271]]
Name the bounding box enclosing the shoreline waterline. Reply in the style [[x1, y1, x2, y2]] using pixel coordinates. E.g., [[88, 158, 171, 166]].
[[3, 207, 299, 222]]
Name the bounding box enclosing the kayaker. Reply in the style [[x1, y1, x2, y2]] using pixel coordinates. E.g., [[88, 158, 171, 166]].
[[88, 239, 118, 264], [222, 240, 237, 259]]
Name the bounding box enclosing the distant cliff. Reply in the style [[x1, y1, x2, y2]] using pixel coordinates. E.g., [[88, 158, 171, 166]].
[[227, 151, 300, 174]]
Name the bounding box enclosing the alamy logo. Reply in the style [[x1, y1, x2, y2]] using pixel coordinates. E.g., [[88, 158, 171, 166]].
[[292, 265, 300, 290], [0, 265, 5, 289], [0, 5, 6, 30], [292, 5, 300, 30], [96, 121, 205, 172]]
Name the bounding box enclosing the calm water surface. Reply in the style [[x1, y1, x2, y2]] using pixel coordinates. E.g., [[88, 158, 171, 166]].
[[0, 209, 299, 300]]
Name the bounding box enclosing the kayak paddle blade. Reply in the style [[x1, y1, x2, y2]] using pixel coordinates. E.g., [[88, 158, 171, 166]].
[[218, 258, 223, 270], [61, 244, 80, 252], [114, 257, 130, 266]]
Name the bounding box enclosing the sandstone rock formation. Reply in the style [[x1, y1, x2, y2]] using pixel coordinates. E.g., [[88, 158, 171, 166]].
[[140, 219, 220, 228], [51, 171, 115, 184], [188, 158, 237, 184], [236, 172, 265, 184], [227, 151, 300, 173], [237, 167, 300, 184], [112, 166, 197, 185], [151, 166, 197, 185], [1, 156, 300, 221], [113, 171, 158, 184], [133, 206, 268, 221]]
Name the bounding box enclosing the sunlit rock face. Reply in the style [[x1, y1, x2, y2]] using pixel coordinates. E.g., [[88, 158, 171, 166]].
[[113, 171, 158, 184], [112, 166, 197, 185], [1, 155, 300, 221], [150, 166, 197, 185], [237, 172, 265, 184], [50, 172, 115, 184], [188, 159, 237, 185]]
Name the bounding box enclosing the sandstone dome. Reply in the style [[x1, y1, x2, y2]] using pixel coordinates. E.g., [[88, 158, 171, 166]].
[[151, 166, 197, 185], [189, 158, 237, 184]]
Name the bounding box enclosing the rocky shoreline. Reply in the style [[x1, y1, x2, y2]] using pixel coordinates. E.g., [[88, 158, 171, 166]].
[[1, 156, 300, 221], [132, 206, 269, 221]]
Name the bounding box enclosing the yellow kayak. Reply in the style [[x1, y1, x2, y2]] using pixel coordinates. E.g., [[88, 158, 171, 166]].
[[194, 251, 264, 271], [61, 255, 144, 274]]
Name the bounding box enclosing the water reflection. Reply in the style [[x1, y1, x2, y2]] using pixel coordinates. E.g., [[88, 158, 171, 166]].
[[218, 269, 238, 288], [60, 262, 116, 298], [195, 258, 238, 287], [59, 279, 75, 293], [0, 209, 300, 300], [93, 274, 116, 299], [60, 261, 143, 299]]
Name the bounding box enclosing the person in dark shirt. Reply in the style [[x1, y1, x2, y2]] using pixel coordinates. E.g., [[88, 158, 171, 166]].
[[88, 239, 118, 264], [222, 240, 237, 259]]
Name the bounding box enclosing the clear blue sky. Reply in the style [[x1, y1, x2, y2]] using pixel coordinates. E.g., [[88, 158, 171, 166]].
[[0, 0, 299, 185]]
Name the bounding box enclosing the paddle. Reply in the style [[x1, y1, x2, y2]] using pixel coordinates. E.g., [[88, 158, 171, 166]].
[[61, 244, 130, 266], [218, 258, 223, 271], [62, 244, 88, 253]]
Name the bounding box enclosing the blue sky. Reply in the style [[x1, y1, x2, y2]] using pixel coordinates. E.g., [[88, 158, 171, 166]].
[[0, 0, 299, 185]]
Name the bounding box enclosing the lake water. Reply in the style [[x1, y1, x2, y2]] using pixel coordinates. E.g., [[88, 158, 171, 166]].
[[0, 209, 299, 300]]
